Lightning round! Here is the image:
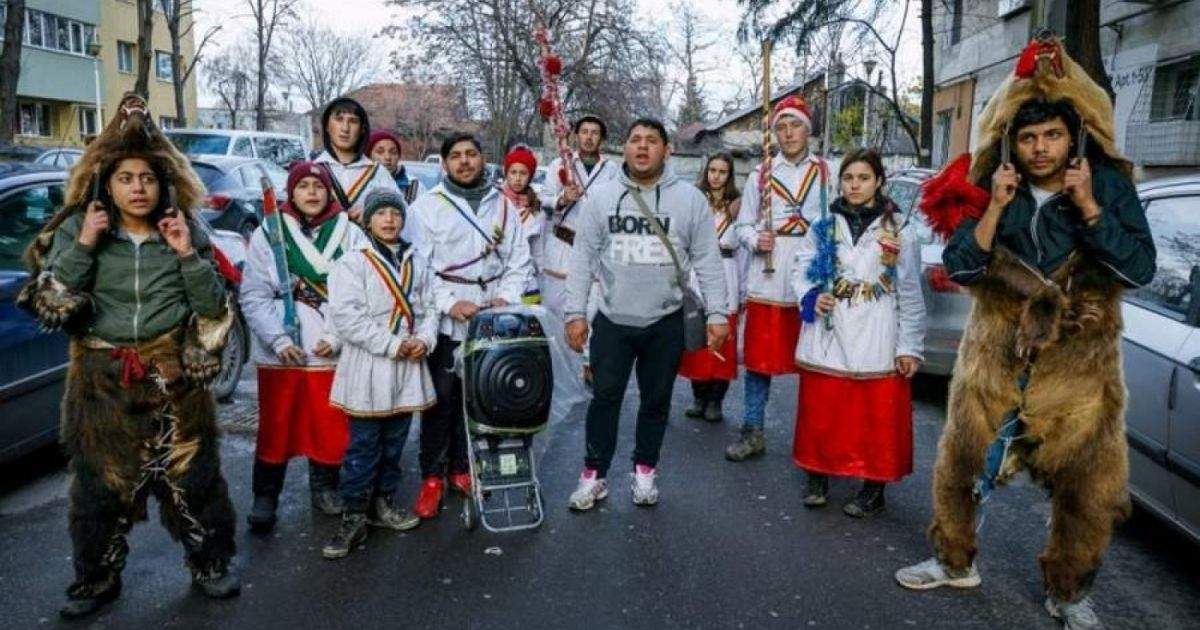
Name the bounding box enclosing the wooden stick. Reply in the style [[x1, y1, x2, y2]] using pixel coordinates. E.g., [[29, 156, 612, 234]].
[[760, 38, 775, 274]]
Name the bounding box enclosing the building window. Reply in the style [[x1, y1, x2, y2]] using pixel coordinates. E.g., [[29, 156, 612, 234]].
[[950, 0, 964, 45], [159, 116, 178, 130], [156, 51, 174, 81], [79, 107, 98, 136], [117, 41, 135, 73], [1149, 56, 1199, 122], [934, 109, 953, 166], [19, 101, 53, 137], [20, 9, 95, 57]]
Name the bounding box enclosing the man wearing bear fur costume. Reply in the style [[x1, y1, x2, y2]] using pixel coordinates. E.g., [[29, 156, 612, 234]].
[[894, 33, 1155, 630], [19, 94, 241, 619]]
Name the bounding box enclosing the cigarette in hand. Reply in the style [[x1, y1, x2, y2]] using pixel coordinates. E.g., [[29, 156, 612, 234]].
[[711, 351, 726, 362]]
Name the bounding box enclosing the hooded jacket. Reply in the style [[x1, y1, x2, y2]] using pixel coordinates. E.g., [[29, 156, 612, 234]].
[[564, 164, 728, 328], [314, 97, 401, 216]]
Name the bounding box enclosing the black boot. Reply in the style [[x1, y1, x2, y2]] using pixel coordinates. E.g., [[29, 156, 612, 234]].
[[843, 481, 886, 517], [308, 461, 344, 516], [322, 513, 369, 559], [803, 473, 829, 508], [685, 381, 708, 418], [249, 460, 285, 532], [60, 575, 122, 620], [191, 561, 241, 599], [704, 381, 729, 423], [247, 494, 278, 534]]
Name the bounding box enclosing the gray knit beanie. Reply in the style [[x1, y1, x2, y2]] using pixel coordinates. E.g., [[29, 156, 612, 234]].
[[361, 189, 406, 226]]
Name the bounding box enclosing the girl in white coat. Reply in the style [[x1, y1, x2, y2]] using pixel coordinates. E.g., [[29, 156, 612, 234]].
[[322, 190, 438, 558], [240, 161, 368, 531], [790, 149, 926, 517]]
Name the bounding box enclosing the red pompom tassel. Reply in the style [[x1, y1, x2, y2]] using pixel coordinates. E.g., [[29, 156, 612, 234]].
[[538, 99, 556, 120], [918, 153, 989, 241], [544, 55, 563, 76], [557, 166, 569, 185]]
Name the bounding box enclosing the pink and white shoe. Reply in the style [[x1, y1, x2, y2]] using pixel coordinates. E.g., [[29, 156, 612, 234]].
[[631, 465, 659, 506], [568, 468, 608, 511]]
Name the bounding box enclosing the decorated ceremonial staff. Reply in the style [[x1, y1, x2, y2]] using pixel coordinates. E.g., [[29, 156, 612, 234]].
[[535, 23, 577, 191]]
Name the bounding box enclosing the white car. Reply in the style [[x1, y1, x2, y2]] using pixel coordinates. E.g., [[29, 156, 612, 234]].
[[166, 129, 307, 169]]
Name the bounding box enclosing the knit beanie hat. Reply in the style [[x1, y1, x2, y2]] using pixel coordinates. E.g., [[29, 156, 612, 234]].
[[503, 145, 538, 174], [771, 95, 813, 131], [366, 129, 402, 156], [361, 189, 406, 226]]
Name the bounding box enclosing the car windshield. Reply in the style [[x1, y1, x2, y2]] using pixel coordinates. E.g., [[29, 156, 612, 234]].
[[167, 133, 231, 156], [191, 163, 237, 193]]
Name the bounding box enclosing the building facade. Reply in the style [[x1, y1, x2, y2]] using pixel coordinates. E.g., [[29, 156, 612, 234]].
[[3, 0, 196, 149], [932, 0, 1200, 179]]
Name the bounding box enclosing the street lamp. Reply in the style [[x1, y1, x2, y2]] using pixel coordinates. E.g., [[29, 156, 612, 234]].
[[87, 40, 103, 138]]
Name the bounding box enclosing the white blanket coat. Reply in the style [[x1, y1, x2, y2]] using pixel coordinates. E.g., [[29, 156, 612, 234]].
[[327, 245, 438, 415], [240, 214, 368, 366], [737, 153, 834, 305], [790, 213, 926, 377], [313, 151, 402, 220], [408, 183, 532, 341]]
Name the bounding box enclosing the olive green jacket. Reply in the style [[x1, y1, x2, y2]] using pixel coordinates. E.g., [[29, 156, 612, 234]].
[[46, 213, 227, 345]]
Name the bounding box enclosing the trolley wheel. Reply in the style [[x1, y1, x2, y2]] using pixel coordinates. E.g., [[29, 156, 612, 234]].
[[461, 496, 478, 531], [526, 487, 541, 519]]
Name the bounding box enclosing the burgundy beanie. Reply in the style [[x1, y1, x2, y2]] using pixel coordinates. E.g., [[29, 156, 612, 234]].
[[366, 129, 403, 155]]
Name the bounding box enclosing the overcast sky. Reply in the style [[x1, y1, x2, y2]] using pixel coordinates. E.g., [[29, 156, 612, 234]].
[[193, 0, 922, 117]]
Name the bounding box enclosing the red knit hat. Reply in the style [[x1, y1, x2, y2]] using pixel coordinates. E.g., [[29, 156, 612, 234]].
[[283, 161, 342, 225], [771, 95, 812, 131], [503, 145, 538, 174], [366, 129, 402, 155]]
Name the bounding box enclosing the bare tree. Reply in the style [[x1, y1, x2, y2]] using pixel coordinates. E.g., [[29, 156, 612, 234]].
[[134, 0, 155, 97], [277, 17, 379, 114], [919, 0, 932, 166], [205, 45, 253, 130], [1064, 0, 1114, 98], [159, 0, 222, 127], [244, 0, 299, 130], [669, 2, 716, 127], [0, 0, 25, 143], [384, 0, 665, 152]]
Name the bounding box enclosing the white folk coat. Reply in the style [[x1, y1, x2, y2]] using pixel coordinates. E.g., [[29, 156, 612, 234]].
[[327, 245, 438, 416]]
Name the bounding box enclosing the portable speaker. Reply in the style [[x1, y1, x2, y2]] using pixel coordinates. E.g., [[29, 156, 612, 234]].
[[463, 310, 553, 435]]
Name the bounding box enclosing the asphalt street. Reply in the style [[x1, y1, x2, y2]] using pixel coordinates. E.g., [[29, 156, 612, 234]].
[[1, 369, 1198, 630]]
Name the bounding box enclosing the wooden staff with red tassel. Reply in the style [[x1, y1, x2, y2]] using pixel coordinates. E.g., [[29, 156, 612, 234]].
[[759, 38, 775, 274], [534, 22, 578, 191]]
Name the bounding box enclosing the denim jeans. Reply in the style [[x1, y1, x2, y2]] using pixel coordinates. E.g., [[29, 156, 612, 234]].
[[743, 370, 772, 429], [339, 414, 413, 513]]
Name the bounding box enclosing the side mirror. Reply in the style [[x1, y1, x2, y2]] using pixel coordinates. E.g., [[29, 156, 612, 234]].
[[1187, 265, 1200, 327]]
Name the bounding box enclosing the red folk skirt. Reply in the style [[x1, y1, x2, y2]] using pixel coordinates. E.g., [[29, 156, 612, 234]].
[[743, 301, 801, 375], [678, 314, 738, 381], [792, 368, 913, 482], [255, 365, 350, 466]]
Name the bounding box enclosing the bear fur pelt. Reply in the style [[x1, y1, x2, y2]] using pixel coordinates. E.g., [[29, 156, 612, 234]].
[[928, 247, 1131, 602]]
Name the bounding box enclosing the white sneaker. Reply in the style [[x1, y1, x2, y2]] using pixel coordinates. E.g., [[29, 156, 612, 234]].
[[631, 467, 659, 506], [1045, 595, 1103, 630], [568, 471, 608, 511], [895, 557, 982, 590]]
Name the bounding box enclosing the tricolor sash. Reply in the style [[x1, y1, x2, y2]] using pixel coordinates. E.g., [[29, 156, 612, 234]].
[[436, 191, 510, 274], [361, 247, 416, 334], [327, 163, 380, 209], [768, 162, 820, 236]]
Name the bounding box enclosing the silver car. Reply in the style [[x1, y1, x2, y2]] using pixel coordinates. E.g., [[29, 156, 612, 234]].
[[1122, 174, 1200, 544], [886, 170, 971, 376]]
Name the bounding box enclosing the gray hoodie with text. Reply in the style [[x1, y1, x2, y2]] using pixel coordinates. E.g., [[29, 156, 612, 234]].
[[564, 164, 728, 328]]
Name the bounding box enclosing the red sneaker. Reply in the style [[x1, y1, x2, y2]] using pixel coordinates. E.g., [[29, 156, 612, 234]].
[[414, 477, 444, 519], [449, 472, 472, 496]]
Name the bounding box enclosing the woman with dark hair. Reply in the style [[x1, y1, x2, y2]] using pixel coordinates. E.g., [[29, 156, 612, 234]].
[[789, 149, 925, 517], [679, 153, 743, 422], [22, 95, 240, 618]]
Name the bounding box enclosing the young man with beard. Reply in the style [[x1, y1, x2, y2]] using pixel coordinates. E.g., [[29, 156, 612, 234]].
[[406, 133, 532, 519], [895, 37, 1155, 630], [563, 118, 729, 510], [313, 97, 401, 222], [726, 95, 832, 465], [539, 115, 620, 318]]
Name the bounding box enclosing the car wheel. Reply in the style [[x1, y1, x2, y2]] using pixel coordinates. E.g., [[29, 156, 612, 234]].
[[211, 313, 247, 402]]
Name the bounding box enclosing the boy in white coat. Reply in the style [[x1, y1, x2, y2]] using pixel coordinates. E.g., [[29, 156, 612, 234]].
[[322, 190, 438, 558]]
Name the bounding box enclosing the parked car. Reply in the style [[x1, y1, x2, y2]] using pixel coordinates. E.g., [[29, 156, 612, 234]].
[[0, 163, 249, 464], [34, 148, 84, 168], [166, 129, 307, 169], [1122, 174, 1200, 544], [883, 168, 967, 376], [191, 156, 287, 240], [401, 161, 443, 193], [424, 154, 441, 164]]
